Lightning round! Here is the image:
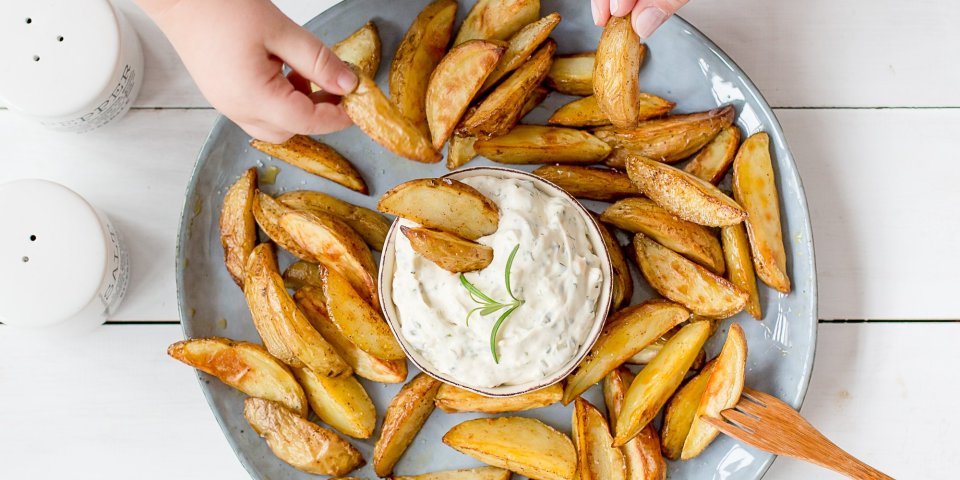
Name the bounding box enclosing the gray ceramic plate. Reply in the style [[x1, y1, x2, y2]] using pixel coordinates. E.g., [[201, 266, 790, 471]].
[[176, 1, 817, 478]]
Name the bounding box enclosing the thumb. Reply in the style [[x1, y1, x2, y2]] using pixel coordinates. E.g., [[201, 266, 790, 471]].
[[269, 24, 358, 96], [631, 0, 688, 39]]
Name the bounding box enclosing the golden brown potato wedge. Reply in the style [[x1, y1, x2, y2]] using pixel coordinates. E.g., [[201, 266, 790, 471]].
[[443, 416, 577, 480], [374, 373, 442, 476], [454, 0, 541, 45], [596, 106, 735, 166], [283, 261, 325, 290], [602, 198, 725, 274], [243, 245, 302, 367], [625, 154, 746, 227], [661, 361, 714, 460], [435, 382, 562, 413], [614, 320, 712, 446], [681, 323, 747, 459], [546, 52, 595, 96], [721, 224, 762, 319], [393, 467, 511, 480], [446, 134, 479, 170], [427, 40, 505, 149], [604, 368, 667, 480], [474, 125, 611, 164], [521, 85, 550, 117], [250, 136, 367, 194], [296, 287, 408, 383], [563, 300, 689, 404], [378, 178, 500, 240], [168, 337, 308, 417], [594, 16, 643, 128], [573, 397, 627, 480], [548, 94, 674, 128], [592, 216, 633, 310], [634, 234, 747, 318], [401, 226, 494, 273], [252, 192, 315, 260], [684, 125, 740, 184], [343, 73, 441, 163], [293, 367, 376, 439], [732, 132, 791, 293], [277, 190, 390, 251], [244, 397, 364, 476], [333, 21, 381, 79], [481, 12, 561, 91], [220, 168, 257, 287], [322, 267, 405, 360], [534, 165, 640, 201], [628, 339, 708, 373], [459, 40, 556, 139]]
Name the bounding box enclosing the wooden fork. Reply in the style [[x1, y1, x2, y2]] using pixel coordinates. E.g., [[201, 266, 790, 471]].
[[701, 388, 893, 480]]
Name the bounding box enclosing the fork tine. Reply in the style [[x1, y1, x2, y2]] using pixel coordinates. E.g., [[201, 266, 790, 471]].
[[721, 408, 760, 432], [735, 395, 767, 416], [701, 415, 752, 439], [741, 387, 773, 406]]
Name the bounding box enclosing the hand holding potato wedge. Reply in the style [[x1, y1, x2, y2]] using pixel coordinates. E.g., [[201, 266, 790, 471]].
[[594, 16, 644, 128], [375, 373, 442, 476]]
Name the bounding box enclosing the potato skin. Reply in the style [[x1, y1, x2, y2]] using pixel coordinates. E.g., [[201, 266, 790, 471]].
[[252, 192, 315, 261], [661, 361, 714, 460], [604, 368, 668, 480], [548, 93, 673, 128], [374, 373, 442, 476], [435, 383, 562, 413], [474, 125, 611, 164], [292, 367, 377, 439], [333, 21, 381, 79], [454, 0, 541, 45], [596, 106, 735, 166], [572, 398, 627, 480], [481, 12, 561, 91], [684, 125, 741, 184], [546, 52, 595, 96], [378, 178, 500, 240], [594, 16, 644, 128], [322, 267, 405, 361], [533, 165, 640, 201], [249, 136, 367, 193], [401, 226, 494, 273], [220, 168, 257, 287], [592, 215, 633, 310], [277, 190, 390, 251], [721, 223, 763, 319]]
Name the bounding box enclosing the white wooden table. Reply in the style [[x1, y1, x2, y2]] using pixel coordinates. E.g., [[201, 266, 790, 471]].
[[2, 1, 958, 478]]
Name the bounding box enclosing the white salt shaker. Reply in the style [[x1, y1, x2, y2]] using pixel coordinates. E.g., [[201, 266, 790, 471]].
[[0, 180, 130, 335], [0, 0, 144, 132]]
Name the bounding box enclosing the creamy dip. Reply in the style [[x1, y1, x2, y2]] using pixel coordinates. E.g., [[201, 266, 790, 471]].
[[391, 175, 603, 388]]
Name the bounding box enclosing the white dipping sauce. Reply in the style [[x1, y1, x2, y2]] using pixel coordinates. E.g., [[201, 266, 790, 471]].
[[392, 176, 603, 388]]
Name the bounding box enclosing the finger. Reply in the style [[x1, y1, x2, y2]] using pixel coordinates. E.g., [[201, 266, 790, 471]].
[[591, 0, 611, 26], [260, 76, 353, 135], [632, 0, 688, 39], [268, 24, 358, 95], [240, 121, 293, 144], [609, 0, 638, 17], [286, 70, 315, 96]]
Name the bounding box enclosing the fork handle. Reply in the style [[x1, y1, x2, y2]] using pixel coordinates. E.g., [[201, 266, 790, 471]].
[[802, 431, 894, 480]]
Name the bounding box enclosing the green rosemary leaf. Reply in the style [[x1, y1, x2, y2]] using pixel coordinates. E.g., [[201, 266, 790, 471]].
[[480, 304, 506, 316], [505, 244, 521, 302], [459, 274, 497, 304], [490, 303, 521, 364]]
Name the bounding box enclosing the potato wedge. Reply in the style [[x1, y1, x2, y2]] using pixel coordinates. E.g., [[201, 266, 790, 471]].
[[244, 397, 364, 476], [391, 0, 458, 136], [681, 323, 747, 459], [250, 136, 367, 194], [443, 416, 577, 480], [168, 337, 307, 417], [283, 261, 325, 290], [220, 168, 257, 287], [393, 466, 511, 480], [343, 73, 441, 163], [293, 367, 376, 439], [614, 320, 712, 446], [277, 190, 390, 251], [625, 154, 746, 227], [573, 397, 627, 480], [459, 40, 556, 139], [481, 12, 561, 91], [243, 245, 302, 367], [602, 198, 725, 274], [604, 368, 667, 480], [684, 125, 740, 184], [596, 106, 735, 166], [447, 134, 479, 170], [629, 340, 708, 373], [374, 373, 442, 476], [435, 382, 562, 413], [661, 361, 714, 460], [521, 85, 550, 117], [594, 15, 643, 128], [322, 267, 404, 360], [378, 178, 500, 240], [296, 287, 408, 383], [333, 21, 381, 79], [454, 0, 541, 45], [732, 132, 791, 292], [534, 165, 639, 201], [252, 192, 314, 260], [549, 94, 673, 128], [427, 40, 505, 149], [474, 125, 611, 164], [721, 224, 762, 319], [593, 216, 633, 309], [546, 52, 595, 96], [563, 300, 689, 404], [401, 226, 494, 272]]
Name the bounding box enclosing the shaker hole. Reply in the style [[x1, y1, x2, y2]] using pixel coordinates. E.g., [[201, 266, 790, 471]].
[[57, 36, 64, 42], [25, 18, 32, 24], [22, 256, 29, 263], [33, 55, 40, 62], [30, 235, 37, 242]]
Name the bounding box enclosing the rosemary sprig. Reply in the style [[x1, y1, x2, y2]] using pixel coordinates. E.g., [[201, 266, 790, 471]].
[[459, 244, 525, 363]]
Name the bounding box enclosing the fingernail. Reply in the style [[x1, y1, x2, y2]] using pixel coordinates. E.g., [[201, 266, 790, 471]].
[[633, 6, 668, 40], [336, 69, 358, 94], [591, 0, 601, 25], [610, 0, 620, 14]]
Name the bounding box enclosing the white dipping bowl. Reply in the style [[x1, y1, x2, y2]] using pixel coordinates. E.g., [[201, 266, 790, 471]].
[[378, 167, 613, 397]]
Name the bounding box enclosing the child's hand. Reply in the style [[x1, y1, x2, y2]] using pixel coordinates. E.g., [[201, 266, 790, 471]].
[[591, 0, 689, 39], [139, 0, 356, 143]]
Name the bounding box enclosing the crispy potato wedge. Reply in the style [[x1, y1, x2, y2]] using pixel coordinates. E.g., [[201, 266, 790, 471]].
[[252, 192, 314, 260], [443, 416, 577, 480], [391, 0, 458, 136], [732, 132, 791, 292], [168, 337, 307, 417], [594, 16, 643, 128], [401, 226, 494, 272], [343, 73, 441, 163], [427, 40, 505, 149], [684, 125, 740, 184], [220, 168, 257, 287], [602, 198, 725, 274], [629, 340, 708, 373], [474, 125, 611, 164], [534, 165, 640, 201], [243, 245, 302, 367], [634, 234, 747, 317], [283, 261, 325, 290], [596, 106, 735, 166], [481, 12, 561, 91], [563, 300, 689, 404], [374, 373, 442, 476], [593, 216, 633, 309], [333, 21, 381, 79], [721, 224, 762, 319], [454, 0, 541, 45], [323, 267, 405, 360], [277, 190, 390, 251], [661, 361, 714, 460], [573, 397, 627, 480], [435, 382, 562, 413], [681, 323, 747, 459], [459, 40, 556, 139], [393, 466, 511, 480], [296, 287, 408, 383], [548, 94, 673, 128], [546, 52, 595, 96], [614, 320, 711, 446], [446, 134, 479, 170], [244, 397, 364, 476], [250, 136, 367, 194], [625, 154, 746, 227], [378, 178, 500, 240], [293, 367, 376, 439], [521, 85, 550, 117], [604, 368, 667, 480]]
